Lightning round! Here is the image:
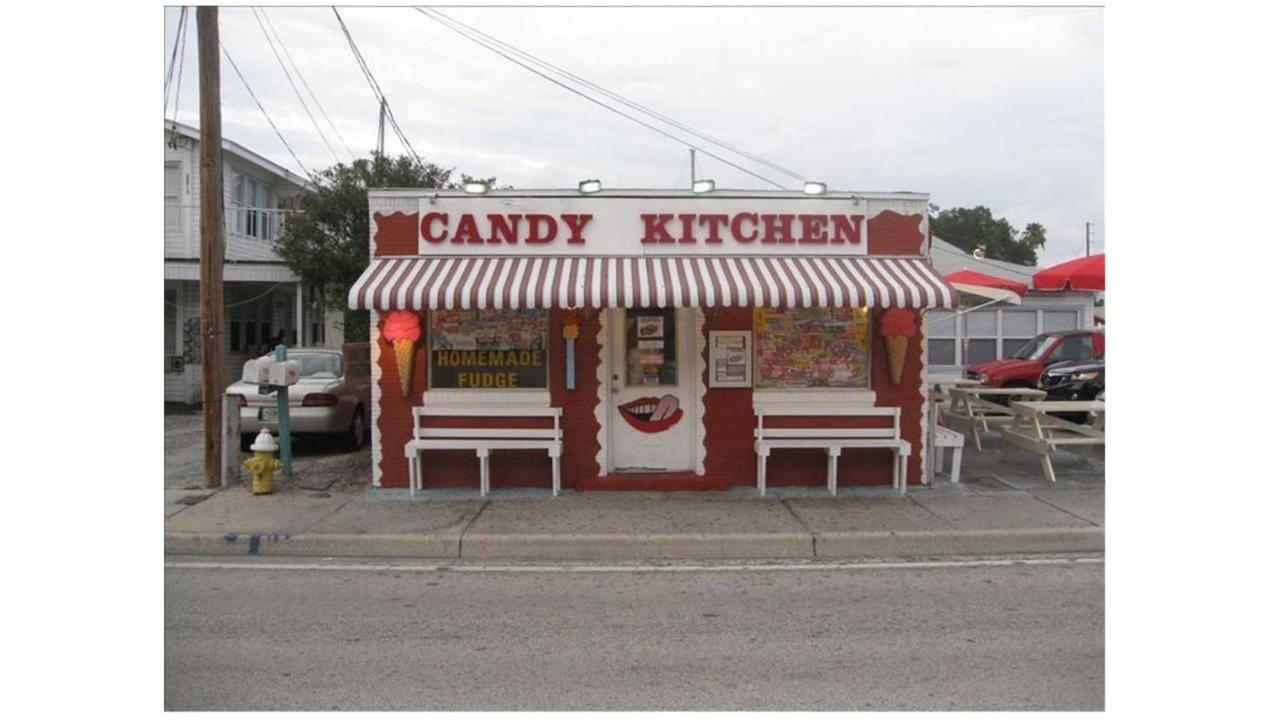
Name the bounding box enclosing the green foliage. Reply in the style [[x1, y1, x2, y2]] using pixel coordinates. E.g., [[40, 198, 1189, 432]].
[[930, 206, 1047, 266], [274, 154, 497, 342]]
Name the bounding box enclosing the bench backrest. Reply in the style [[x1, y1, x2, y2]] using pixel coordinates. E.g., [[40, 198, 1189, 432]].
[[413, 404, 562, 442], [753, 403, 901, 441]]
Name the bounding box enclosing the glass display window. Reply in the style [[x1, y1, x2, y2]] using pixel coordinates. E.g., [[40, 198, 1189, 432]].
[[429, 309, 548, 389], [754, 307, 870, 389]]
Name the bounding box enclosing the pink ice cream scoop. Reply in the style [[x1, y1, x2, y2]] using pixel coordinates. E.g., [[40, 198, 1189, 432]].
[[383, 310, 422, 343]]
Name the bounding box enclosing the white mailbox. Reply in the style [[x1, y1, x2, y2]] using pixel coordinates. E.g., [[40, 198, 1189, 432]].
[[242, 357, 274, 384], [267, 359, 301, 386]]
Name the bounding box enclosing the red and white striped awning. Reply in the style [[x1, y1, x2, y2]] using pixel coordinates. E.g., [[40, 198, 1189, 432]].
[[349, 256, 958, 311]]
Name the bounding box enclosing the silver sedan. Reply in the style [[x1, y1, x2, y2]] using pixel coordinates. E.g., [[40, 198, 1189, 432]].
[[226, 345, 371, 450]]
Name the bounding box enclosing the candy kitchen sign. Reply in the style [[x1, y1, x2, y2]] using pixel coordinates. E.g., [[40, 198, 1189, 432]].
[[414, 194, 873, 256]]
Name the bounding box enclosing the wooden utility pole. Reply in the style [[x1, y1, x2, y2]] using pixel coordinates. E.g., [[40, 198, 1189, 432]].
[[377, 97, 387, 156], [198, 7, 226, 489], [1086, 222, 1093, 256]]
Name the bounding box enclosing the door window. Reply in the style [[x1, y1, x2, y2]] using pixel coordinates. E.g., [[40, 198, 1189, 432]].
[[626, 308, 677, 386]]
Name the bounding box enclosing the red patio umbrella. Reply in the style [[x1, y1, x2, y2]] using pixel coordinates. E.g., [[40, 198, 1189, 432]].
[[1033, 253, 1105, 291], [944, 269, 1028, 296]]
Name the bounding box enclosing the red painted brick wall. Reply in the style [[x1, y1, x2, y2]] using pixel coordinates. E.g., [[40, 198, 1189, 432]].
[[700, 307, 925, 489], [867, 211, 926, 256], [377, 308, 604, 490], [372, 212, 419, 256]]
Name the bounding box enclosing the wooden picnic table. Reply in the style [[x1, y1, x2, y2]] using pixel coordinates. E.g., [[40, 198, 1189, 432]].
[[1000, 400, 1105, 483], [939, 386, 1047, 451]]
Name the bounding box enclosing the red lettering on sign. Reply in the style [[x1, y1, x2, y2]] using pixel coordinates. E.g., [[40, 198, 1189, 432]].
[[526, 214, 557, 243], [677, 214, 697, 243], [730, 213, 759, 243], [832, 214, 864, 244], [561, 213, 593, 244], [486, 214, 522, 244], [422, 212, 448, 243], [641, 214, 676, 244], [699, 214, 728, 243], [452, 214, 484, 244], [761, 214, 795, 244], [798, 214, 830, 244]]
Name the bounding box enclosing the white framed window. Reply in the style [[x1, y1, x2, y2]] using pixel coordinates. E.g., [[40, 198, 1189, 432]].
[[1001, 309, 1038, 358], [926, 310, 959, 366], [1043, 310, 1080, 332], [164, 162, 181, 229], [964, 309, 998, 364], [165, 287, 178, 354]]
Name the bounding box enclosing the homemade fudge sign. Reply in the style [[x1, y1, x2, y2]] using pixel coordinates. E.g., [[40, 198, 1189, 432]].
[[429, 309, 547, 389], [415, 194, 875, 256]]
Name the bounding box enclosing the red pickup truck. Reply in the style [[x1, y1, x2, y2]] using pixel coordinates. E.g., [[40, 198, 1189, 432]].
[[966, 330, 1105, 388]]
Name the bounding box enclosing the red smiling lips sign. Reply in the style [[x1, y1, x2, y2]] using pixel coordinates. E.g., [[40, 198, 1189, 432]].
[[618, 394, 684, 433]]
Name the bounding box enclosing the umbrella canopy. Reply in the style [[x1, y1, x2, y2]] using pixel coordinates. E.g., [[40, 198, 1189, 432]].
[[1033, 253, 1105, 291], [944, 269, 1029, 296]]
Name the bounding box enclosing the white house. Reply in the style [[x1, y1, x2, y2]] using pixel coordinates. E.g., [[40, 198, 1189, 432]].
[[926, 236, 1096, 373], [164, 121, 341, 404]]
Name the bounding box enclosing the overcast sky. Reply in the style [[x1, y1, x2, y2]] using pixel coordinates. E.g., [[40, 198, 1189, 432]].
[[163, 5, 1102, 265]]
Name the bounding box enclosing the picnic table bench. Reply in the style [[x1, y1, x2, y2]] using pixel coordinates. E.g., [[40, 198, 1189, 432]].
[[939, 386, 1047, 451], [405, 402, 563, 497], [754, 402, 910, 496], [999, 400, 1105, 483]]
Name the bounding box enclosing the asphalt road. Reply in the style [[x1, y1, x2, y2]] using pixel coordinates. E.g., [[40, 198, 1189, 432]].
[[164, 557, 1104, 711]]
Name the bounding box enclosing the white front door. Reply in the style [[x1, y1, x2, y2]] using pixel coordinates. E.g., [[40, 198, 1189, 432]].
[[607, 307, 696, 472]]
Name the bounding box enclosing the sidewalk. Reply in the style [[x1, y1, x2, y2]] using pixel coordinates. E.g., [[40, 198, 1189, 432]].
[[165, 438, 1103, 562]]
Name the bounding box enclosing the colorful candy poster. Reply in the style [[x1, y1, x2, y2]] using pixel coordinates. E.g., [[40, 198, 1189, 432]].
[[754, 308, 870, 388]]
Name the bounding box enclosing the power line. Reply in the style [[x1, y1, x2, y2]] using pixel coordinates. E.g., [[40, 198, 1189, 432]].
[[167, 8, 190, 129], [250, 6, 342, 165], [412, 7, 788, 189], [332, 7, 427, 169], [259, 7, 359, 162], [164, 7, 188, 107], [418, 6, 811, 185], [220, 42, 314, 179]]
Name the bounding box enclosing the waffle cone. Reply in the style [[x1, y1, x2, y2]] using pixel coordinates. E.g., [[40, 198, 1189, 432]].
[[393, 339, 415, 397], [885, 336, 908, 385]]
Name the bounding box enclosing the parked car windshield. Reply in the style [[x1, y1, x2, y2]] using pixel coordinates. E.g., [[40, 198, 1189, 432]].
[[293, 352, 342, 379], [1009, 335, 1058, 361]]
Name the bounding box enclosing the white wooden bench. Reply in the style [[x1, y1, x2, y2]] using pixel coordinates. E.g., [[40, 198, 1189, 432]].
[[931, 426, 965, 484], [405, 403, 563, 497], [753, 403, 911, 496]]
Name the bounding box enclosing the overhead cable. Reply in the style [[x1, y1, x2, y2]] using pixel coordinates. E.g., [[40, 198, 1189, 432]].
[[260, 7, 359, 162], [251, 6, 342, 164], [419, 6, 810, 184], [220, 43, 315, 179], [332, 7, 427, 169], [164, 7, 188, 108], [412, 7, 788, 189]]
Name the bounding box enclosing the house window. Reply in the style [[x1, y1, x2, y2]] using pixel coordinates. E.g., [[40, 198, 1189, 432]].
[[164, 162, 181, 229], [165, 288, 177, 354], [429, 309, 548, 389], [964, 310, 998, 364], [755, 307, 870, 389], [926, 310, 959, 366], [1043, 310, 1079, 333], [1001, 310, 1038, 358]]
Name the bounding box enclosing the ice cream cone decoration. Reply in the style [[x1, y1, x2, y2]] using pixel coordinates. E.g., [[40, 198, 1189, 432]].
[[383, 310, 422, 398], [878, 309, 918, 386]]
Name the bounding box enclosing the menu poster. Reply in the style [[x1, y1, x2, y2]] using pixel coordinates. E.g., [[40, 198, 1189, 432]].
[[637, 316, 664, 338], [709, 331, 752, 388], [754, 308, 869, 389]]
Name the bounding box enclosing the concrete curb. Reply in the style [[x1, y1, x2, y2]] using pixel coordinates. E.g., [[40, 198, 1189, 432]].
[[166, 526, 1101, 560], [814, 526, 1104, 559]]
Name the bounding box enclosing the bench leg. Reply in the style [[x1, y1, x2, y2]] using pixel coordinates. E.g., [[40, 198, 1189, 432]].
[[971, 426, 984, 452], [476, 448, 490, 497], [408, 451, 419, 497], [826, 447, 841, 496], [950, 447, 963, 484], [550, 451, 561, 497], [897, 450, 909, 496], [1040, 453, 1057, 484], [756, 450, 769, 497]]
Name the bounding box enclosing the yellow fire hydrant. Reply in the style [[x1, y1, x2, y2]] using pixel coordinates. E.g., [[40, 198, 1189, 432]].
[[243, 428, 284, 495]]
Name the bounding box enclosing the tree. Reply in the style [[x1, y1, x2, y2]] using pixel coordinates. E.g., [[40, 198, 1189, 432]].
[[275, 154, 498, 342], [930, 206, 1047, 266]]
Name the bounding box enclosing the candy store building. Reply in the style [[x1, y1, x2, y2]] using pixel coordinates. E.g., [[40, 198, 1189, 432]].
[[349, 189, 958, 493]]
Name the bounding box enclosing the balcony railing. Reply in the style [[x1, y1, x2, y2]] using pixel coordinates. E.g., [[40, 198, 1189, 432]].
[[165, 203, 298, 244]]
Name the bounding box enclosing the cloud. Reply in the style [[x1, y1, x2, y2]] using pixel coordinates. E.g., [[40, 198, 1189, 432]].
[[165, 5, 1102, 265]]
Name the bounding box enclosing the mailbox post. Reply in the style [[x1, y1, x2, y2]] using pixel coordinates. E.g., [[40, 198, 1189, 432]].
[[241, 345, 300, 477]]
